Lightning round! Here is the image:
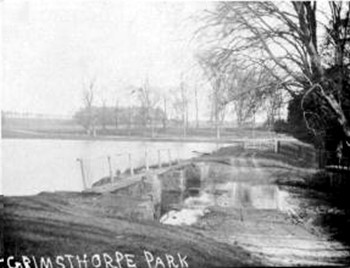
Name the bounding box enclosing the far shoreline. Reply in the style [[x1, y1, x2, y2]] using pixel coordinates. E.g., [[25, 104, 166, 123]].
[[2, 134, 236, 143], [1, 131, 289, 144]]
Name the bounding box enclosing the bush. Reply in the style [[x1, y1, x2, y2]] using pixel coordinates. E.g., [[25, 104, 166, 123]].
[[273, 119, 289, 133]]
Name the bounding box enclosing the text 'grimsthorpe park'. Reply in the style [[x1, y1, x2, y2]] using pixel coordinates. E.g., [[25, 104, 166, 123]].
[[1, 250, 189, 268]]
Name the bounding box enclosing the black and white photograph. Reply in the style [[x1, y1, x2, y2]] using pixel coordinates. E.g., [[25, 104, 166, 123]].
[[1, 0, 350, 267]]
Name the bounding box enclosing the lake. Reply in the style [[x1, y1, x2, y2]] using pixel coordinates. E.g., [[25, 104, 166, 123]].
[[2, 138, 226, 196]]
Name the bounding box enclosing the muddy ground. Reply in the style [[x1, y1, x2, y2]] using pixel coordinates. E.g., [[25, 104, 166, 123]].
[[2, 191, 263, 268], [2, 145, 350, 267]]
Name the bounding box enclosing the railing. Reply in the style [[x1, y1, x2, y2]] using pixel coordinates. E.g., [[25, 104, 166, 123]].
[[240, 138, 318, 168], [76, 148, 182, 189], [243, 140, 349, 172]]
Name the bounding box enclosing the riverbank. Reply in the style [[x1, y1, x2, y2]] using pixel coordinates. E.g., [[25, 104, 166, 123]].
[[3, 142, 350, 267]]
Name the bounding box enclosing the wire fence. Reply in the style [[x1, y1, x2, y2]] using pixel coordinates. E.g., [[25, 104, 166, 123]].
[[76, 148, 185, 189]]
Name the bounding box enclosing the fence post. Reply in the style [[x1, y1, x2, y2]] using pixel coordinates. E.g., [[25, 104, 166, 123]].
[[145, 150, 149, 171], [107, 156, 113, 182], [128, 153, 134, 175], [274, 139, 280, 153], [77, 158, 88, 190], [168, 149, 172, 166], [158, 150, 161, 168]]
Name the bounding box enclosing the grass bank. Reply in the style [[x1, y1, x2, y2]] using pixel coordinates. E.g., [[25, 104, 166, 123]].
[[2, 192, 263, 267]]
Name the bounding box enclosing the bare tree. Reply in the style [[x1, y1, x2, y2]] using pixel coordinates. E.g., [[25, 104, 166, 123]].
[[81, 77, 97, 136], [100, 98, 107, 131], [198, 1, 350, 144], [180, 78, 189, 137], [265, 89, 285, 129], [198, 59, 229, 139], [198, 52, 277, 138], [194, 85, 199, 129], [135, 77, 160, 137], [162, 96, 168, 130], [114, 99, 119, 130], [170, 83, 189, 137]]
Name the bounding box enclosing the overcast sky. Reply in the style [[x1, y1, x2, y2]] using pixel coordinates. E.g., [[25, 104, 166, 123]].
[[2, 0, 212, 116]]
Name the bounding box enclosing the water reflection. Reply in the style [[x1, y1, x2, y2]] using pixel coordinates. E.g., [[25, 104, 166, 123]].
[[160, 179, 288, 225], [209, 182, 282, 210]]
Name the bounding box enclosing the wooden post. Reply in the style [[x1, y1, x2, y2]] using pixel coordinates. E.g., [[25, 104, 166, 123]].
[[107, 156, 113, 182], [145, 150, 149, 171], [158, 150, 161, 168], [179, 170, 185, 192], [274, 139, 280, 153], [128, 153, 134, 175], [77, 158, 88, 190], [167, 149, 172, 166], [239, 204, 244, 222]]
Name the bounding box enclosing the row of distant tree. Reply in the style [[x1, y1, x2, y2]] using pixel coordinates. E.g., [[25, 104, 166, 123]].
[[75, 74, 284, 138], [74, 106, 167, 131], [74, 76, 199, 137]]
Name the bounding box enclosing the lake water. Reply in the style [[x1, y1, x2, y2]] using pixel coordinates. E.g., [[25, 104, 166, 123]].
[[2, 139, 225, 196]]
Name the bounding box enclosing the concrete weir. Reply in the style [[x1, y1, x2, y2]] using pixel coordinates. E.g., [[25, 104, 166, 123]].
[[84, 162, 198, 221], [86, 161, 210, 220]]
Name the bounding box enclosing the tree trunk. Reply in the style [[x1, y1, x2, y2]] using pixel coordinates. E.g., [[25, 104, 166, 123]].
[[322, 91, 350, 142], [194, 86, 199, 129], [163, 98, 167, 130]]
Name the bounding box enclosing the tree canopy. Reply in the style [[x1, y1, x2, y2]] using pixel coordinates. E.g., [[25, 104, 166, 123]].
[[197, 1, 350, 146]]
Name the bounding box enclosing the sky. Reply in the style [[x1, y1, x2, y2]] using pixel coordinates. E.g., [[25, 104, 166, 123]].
[[2, 0, 213, 117]]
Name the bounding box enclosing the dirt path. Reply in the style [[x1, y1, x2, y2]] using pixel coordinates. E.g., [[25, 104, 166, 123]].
[[191, 152, 350, 266]]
